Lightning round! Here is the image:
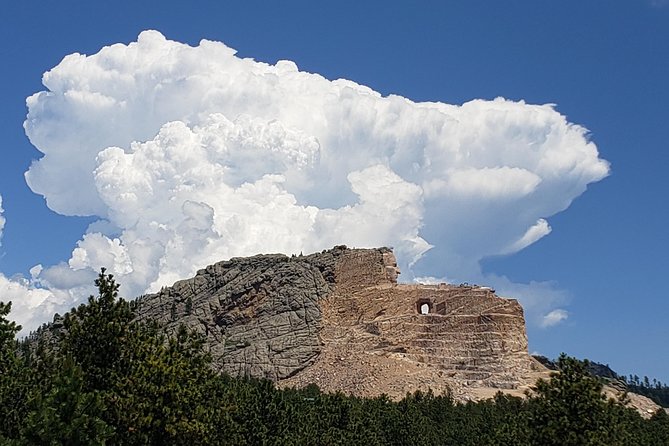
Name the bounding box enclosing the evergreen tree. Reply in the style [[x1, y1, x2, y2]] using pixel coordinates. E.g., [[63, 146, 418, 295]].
[[0, 301, 26, 439], [108, 324, 232, 445], [528, 353, 621, 446], [20, 356, 114, 445], [0, 302, 20, 352], [648, 409, 669, 444], [60, 268, 134, 392], [56, 269, 237, 445]]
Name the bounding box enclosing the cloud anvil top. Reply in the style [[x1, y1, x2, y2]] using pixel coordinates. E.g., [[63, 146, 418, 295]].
[[4, 30, 608, 336]]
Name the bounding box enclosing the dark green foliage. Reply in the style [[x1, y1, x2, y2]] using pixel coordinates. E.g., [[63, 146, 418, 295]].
[[525, 353, 668, 446], [21, 356, 114, 445], [648, 410, 669, 443], [108, 324, 226, 445], [0, 302, 20, 350], [528, 354, 615, 445], [2, 278, 669, 445], [538, 354, 669, 409], [0, 302, 27, 439], [60, 268, 135, 391]]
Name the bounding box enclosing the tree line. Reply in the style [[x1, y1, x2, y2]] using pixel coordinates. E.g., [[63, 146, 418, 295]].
[[1, 269, 668, 445], [623, 375, 669, 408]]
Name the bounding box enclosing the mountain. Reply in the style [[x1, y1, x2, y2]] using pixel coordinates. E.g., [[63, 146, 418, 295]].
[[134, 245, 548, 401]]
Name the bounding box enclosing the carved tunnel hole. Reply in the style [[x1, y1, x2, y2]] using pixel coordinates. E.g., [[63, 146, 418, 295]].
[[417, 299, 432, 315]]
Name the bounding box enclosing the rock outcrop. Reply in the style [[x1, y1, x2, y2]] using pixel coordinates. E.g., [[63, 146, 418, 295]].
[[135, 250, 337, 380], [135, 246, 545, 400]]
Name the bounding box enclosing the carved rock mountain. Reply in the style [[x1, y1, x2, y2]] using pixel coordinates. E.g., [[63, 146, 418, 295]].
[[135, 246, 547, 401]]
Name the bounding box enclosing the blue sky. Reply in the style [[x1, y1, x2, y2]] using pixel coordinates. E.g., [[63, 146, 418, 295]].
[[0, 1, 667, 381]]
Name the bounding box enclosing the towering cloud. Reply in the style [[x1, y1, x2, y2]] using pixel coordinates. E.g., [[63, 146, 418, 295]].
[[7, 31, 609, 334]]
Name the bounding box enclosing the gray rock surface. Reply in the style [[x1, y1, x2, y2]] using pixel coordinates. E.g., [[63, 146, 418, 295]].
[[134, 247, 349, 380]]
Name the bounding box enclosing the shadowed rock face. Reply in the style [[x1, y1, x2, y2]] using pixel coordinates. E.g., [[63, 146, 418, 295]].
[[135, 246, 538, 399]]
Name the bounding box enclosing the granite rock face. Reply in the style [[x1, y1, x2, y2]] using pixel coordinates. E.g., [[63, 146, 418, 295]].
[[135, 246, 539, 399], [135, 248, 347, 380]]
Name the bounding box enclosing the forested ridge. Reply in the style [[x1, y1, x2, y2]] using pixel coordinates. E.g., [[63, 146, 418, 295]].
[[623, 376, 669, 409], [535, 354, 669, 410], [1, 270, 668, 445]]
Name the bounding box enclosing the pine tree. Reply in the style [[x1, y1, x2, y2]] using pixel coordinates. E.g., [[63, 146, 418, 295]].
[[109, 323, 231, 445], [0, 301, 26, 439], [21, 355, 114, 445], [60, 268, 134, 392], [528, 354, 621, 446], [0, 302, 20, 352]]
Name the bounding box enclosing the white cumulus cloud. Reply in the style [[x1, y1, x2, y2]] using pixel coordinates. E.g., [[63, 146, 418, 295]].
[[3, 30, 610, 334], [0, 271, 91, 336], [541, 309, 569, 328]]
